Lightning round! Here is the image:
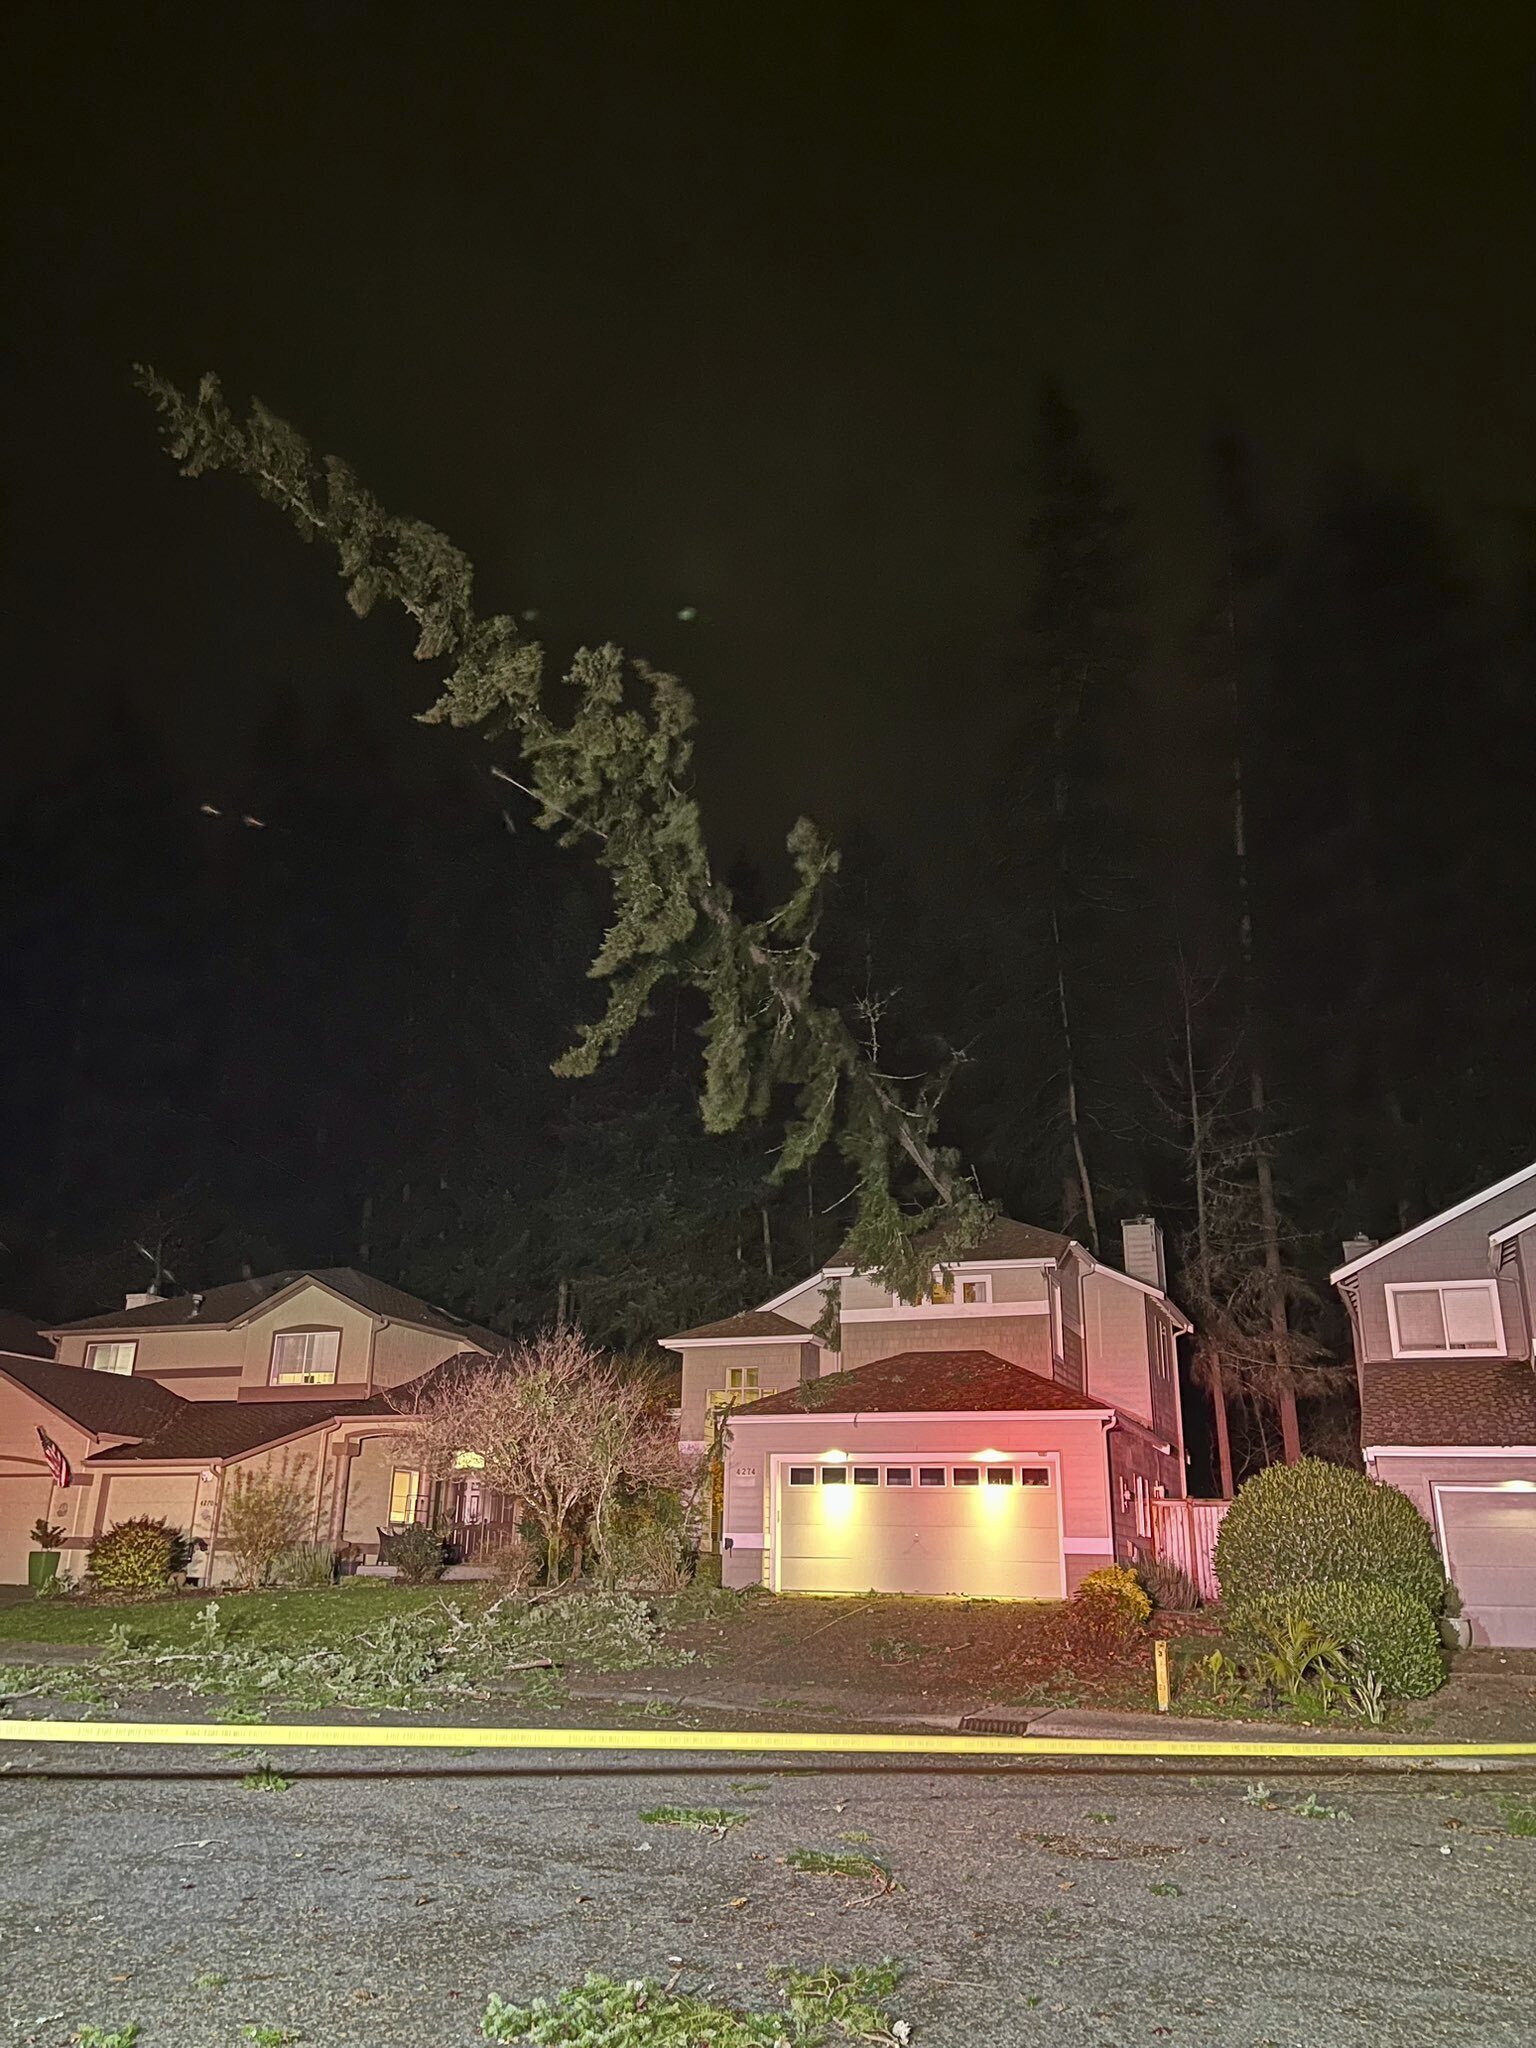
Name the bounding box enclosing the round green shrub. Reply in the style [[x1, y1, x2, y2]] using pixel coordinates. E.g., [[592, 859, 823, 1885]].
[[1233, 1580, 1445, 1699], [89, 1516, 187, 1590], [1214, 1457, 1445, 1613]]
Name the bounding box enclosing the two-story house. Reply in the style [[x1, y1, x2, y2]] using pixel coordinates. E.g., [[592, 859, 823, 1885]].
[[663, 1216, 1190, 1599], [1333, 1159, 1536, 1647], [0, 1268, 500, 1585]]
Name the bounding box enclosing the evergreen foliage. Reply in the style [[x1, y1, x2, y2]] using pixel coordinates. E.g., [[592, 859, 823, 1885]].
[[1214, 1457, 1445, 1612], [88, 1517, 187, 1590], [135, 369, 991, 1299], [1234, 1581, 1444, 1700]]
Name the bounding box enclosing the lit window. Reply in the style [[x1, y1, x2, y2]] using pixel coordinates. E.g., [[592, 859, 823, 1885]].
[[821, 1465, 848, 1485], [1385, 1282, 1504, 1358], [953, 1467, 980, 1487], [1049, 1278, 1064, 1358], [389, 1468, 421, 1525], [269, 1329, 342, 1385], [726, 1366, 760, 1396], [986, 1467, 1014, 1487], [788, 1466, 816, 1487], [929, 1271, 955, 1304], [885, 1466, 913, 1487], [959, 1276, 991, 1305], [919, 1467, 946, 1487], [853, 1466, 879, 1486], [85, 1340, 136, 1376], [1019, 1467, 1050, 1487]]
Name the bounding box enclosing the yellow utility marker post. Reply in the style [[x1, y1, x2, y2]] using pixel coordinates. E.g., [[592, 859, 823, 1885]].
[[1154, 1638, 1171, 1714]]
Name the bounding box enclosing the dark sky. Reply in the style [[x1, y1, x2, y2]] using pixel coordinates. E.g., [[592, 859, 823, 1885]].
[[2, 0, 1532, 850]]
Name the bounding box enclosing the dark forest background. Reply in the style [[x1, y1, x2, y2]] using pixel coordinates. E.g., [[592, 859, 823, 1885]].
[[3, 387, 1533, 1487]]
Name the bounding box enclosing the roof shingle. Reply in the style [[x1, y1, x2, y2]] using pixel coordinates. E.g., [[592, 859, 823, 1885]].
[[0, 1353, 187, 1439], [88, 1392, 406, 1463], [48, 1268, 502, 1351], [1360, 1360, 1536, 1448], [663, 1310, 817, 1344], [730, 1349, 1113, 1418]]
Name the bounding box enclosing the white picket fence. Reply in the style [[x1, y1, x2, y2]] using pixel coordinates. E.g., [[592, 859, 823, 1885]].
[[1151, 1496, 1230, 1604]]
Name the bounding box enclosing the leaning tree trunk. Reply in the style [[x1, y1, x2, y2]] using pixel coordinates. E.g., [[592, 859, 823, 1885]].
[[1209, 1359, 1236, 1499]]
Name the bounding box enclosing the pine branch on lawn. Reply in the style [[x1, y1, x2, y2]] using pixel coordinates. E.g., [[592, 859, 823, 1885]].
[[136, 368, 991, 1298]]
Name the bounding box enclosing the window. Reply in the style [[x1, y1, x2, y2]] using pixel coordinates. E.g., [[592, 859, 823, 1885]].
[[820, 1464, 847, 1484], [788, 1465, 816, 1487], [853, 1466, 880, 1486], [952, 1466, 980, 1487], [269, 1328, 342, 1385], [85, 1340, 136, 1375], [928, 1270, 955, 1304], [959, 1275, 991, 1305], [1154, 1321, 1174, 1380], [1049, 1277, 1064, 1359], [885, 1466, 912, 1486], [389, 1468, 421, 1526], [1386, 1281, 1505, 1358], [919, 1466, 946, 1487], [726, 1366, 760, 1397], [1134, 1473, 1152, 1540], [986, 1466, 1014, 1487], [1019, 1466, 1050, 1487]]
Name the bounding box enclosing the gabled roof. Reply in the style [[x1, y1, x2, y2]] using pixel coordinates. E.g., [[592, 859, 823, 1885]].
[[47, 1268, 503, 1351], [1331, 1160, 1536, 1283], [0, 1352, 187, 1440], [662, 1310, 818, 1345], [1360, 1359, 1536, 1450], [826, 1217, 1074, 1274], [88, 1391, 404, 1464], [0, 1308, 52, 1359], [729, 1349, 1115, 1418]]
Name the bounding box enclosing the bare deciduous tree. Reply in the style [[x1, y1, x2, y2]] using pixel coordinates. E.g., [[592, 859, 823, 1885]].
[[393, 1330, 682, 1585]]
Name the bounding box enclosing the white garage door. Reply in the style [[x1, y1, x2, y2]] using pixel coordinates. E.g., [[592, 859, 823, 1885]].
[[0, 1475, 57, 1584], [773, 1456, 1064, 1599], [1439, 1488, 1536, 1648]]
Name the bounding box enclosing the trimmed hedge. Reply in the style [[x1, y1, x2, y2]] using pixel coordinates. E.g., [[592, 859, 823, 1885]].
[[1214, 1457, 1445, 1613], [1233, 1580, 1445, 1699]]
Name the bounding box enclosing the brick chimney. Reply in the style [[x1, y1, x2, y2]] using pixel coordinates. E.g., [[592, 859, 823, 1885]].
[[1120, 1217, 1166, 1291]]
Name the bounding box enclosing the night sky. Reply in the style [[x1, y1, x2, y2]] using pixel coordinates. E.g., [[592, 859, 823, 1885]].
[[5, 2, 1531, 834], [2, 1, 1534, 1331]]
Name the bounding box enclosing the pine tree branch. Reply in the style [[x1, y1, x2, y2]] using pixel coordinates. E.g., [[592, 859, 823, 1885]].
[[136, 367, 990, 1296]]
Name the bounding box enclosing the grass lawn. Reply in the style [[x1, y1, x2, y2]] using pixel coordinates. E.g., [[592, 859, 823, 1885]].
[[0, 1581, 481, 1650]]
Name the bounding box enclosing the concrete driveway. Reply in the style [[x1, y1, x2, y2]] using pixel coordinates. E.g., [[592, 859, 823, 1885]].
[[1, 1753, 1533, 2045]]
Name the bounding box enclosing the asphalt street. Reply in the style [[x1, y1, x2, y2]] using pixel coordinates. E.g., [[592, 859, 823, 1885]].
[[1, 1754, 1533, 2046]]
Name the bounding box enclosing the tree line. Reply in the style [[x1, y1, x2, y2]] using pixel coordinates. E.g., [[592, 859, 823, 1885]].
[[3, 377, 1531, 1490]]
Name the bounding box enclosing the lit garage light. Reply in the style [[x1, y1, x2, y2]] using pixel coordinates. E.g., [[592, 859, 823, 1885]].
[[1497, 1479, 1536, 1491], [821, 1448, 848, 1462]]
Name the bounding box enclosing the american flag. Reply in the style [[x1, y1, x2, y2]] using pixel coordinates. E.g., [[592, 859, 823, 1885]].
[[36, 1429, 70, 1489]]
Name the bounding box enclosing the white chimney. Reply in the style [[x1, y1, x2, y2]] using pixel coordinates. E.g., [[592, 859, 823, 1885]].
[[1341, 1236, 1377, 1265], [1120, 1217, 1166, 1291], [124, 1290, 162, 1311]]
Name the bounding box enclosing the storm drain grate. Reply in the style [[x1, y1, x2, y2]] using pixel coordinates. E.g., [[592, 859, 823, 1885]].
[[958, 1715, 1034, 1735]]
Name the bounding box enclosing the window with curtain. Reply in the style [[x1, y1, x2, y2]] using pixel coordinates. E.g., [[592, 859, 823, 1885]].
[[269, 1328, 342, 1384]]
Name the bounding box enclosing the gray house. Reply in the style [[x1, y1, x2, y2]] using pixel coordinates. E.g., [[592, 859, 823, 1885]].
[[1333, 1161, 1536, 1646]]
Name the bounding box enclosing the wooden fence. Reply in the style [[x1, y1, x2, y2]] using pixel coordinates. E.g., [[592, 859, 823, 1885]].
[[1151, 1496, 1230, 1603]]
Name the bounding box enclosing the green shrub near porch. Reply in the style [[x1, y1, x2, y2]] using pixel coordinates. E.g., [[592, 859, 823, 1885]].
[[1214, 1457, 1446, 1613], [1231, 1580, 1445, 1699]]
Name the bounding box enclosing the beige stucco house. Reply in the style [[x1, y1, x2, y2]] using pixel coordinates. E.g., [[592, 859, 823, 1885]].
[[662, 1216, 1191, 1598], [0, 1268, 501, 1585]]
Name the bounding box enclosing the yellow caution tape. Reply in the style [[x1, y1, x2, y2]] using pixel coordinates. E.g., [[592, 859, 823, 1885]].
[[0, 1720, 1534, 1760]]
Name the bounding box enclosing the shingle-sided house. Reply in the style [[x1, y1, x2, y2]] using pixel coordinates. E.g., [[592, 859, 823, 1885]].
[[1333, 1159, 1536, 1647], [0, 1269, 502, 1585], [662, 1216, 1191, 1598]]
